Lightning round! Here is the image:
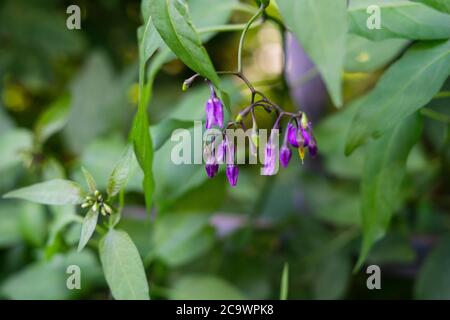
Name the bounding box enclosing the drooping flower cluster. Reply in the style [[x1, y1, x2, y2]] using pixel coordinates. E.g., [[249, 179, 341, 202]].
[[186, 73, 318, 187]]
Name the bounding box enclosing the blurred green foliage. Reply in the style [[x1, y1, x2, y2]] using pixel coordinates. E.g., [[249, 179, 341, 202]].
[[0, 0, 449, 300]]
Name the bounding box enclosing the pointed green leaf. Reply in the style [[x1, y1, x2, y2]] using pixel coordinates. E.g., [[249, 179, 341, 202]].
[[107, 145, 134, 197], [34, 94, 71, 144], [99, 229, 150, 300], [148, 0, 221, 89], [278, 0, 347, 107], [81, 167, 97, 194], [349, 0, 450, 40], [345, 40, 450, 155], [354, 114, 422, 271], [3, 179, 85, 205], [413, 0, 450, 14], [77, 209, 99, 252]]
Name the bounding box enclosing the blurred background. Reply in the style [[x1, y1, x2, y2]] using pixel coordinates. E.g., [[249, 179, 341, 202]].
[[0, 0, 449, 299]]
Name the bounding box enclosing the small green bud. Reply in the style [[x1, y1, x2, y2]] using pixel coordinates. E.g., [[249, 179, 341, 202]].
[[81, 202, 91, 209], [301, 112, 309, 129], [92, 203, 98, 213], [103, 203, 113, 215], [94, 190, 100, 197], [182, 81, 188, 91]]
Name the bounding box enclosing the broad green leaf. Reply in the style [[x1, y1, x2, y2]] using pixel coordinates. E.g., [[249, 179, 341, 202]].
[[45, 206, 78, 259], [151, 118, 193, 151], [415, 238, 450, 299], [75, 136, 142, 193], [345, 40, 450, 155], [148, 0, 221, 89], [77, 209, 99, 252], [0, 129, 32, 171], [0, 250, 102, 300], [314, 252, 351, 299], [280, 263, 289, 300], [413, 0, 450, 14], [107, 145, 134, 197], [99, 229, 150, 300], [349, 0, 450, 40], [170, 275, 245, 300], [19, 202, 46, 247], [149, 213, 214, 267], [345, 34, 408, 72], [81, 167, 97, 194], [278, 0, 347, 107], [0, 203, 22, 247], [3, 179, 85, 205], [354, 114, 422, 271], [63, 53, 135, 153], [34, 94, 70, 144]]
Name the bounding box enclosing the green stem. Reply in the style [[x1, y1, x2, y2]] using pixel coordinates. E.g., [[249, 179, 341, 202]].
[[421, 108, 450, 124], [237, 5, 265, 73], [197, 20, 263, 34]]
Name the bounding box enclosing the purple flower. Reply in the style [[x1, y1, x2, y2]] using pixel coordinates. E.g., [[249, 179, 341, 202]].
[[204, 143, 219, 178], [223, 135, 239, 186], [280, 145, 292, 168], [287, 122, 299, 148], [263, 134, 278, 175], [226, 164, 238, 186], [205, 163, 219, 178], [205, 89, 223, 129]]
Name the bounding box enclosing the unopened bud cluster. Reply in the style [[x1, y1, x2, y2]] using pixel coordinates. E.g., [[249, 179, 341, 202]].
[[81, 190, 113, 216]]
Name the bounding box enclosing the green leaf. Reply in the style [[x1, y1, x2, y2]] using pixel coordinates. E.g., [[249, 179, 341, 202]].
[[413, 0, 450, 14], [151, 118, 193, 151], [0, 203, 22, 247], [354, 114, 422, 271], [77, 209, 99, 252], [415, 238, 450, 299], [280, 263, 289, 300], [345, 40, 450, 155], [34, 94, 71, 144], [345, 34, 408, 73], [76, 136, 143, 193], [170, 275, 245, 300], [314, 252, 351, 299], [349, 0, 450, 40], [19, 202, 47, 247], [0, 129, 32, 171], [0, 250, 102, 300], [278, 0, 347, 107], [99, 229, 150, 300], [3, 179, 85, 205], [81, 167, 97, 194], [107, 145, 134, 198], [148, 0, 221, 89], [149, 213, 214, 267]]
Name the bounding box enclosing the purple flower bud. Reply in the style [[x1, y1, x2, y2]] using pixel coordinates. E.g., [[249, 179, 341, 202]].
[[205, 89, 223, 129], [287, 122, 299, 148], [226, 164, 238, 186], [204, 143, 219, 178], [263, 142, 277, 175], [280, 145, 292, 168], [205, 163, 219, 178]]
